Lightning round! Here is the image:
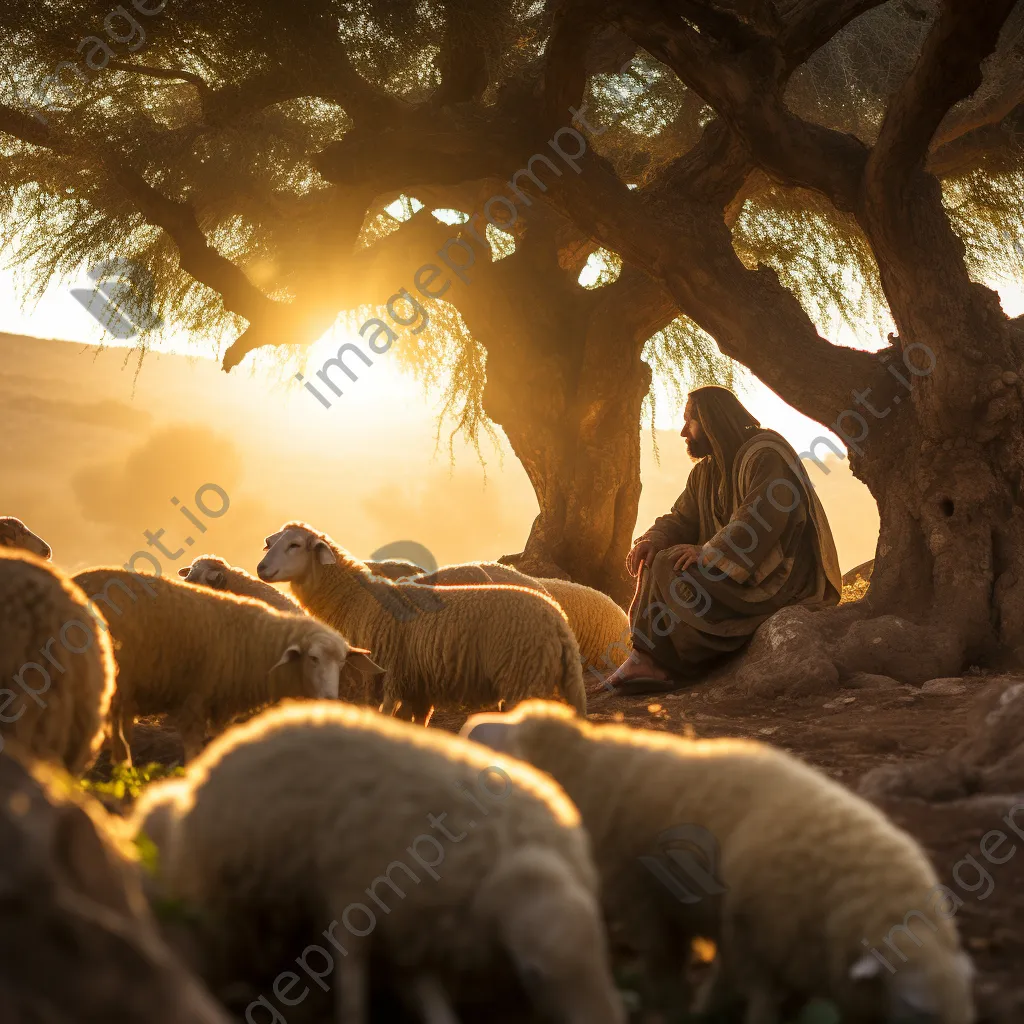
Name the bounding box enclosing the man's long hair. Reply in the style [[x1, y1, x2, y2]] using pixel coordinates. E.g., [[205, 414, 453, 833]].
[[688, 386, 762, 522]]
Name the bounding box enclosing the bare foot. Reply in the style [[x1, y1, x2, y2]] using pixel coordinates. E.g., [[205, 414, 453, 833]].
[[591, 649, 674, 694]]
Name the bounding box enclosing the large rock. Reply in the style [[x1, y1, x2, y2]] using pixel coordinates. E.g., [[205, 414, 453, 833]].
[[0, 750, 228, 1023], [735, 605, 839, 696], [859, 677, 1024, 802]]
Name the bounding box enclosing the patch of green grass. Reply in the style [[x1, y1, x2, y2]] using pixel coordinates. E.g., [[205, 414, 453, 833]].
[[79, 761, 184, 802]]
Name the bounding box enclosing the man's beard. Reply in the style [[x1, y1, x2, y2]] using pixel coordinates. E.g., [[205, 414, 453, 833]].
[[685, 435, 712, 459]]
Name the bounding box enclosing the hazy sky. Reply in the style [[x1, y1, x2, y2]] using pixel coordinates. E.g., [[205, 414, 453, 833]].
[[2, 249, 1021, 580]]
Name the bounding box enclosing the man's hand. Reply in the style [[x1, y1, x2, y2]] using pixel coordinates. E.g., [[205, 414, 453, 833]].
[[626, 538, 657, 576], [663, 543, 704, 573]]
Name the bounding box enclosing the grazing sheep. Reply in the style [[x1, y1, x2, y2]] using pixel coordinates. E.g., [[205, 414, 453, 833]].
[[365, 558, 425, 580], [71, 569, 384, 763], [178, 555, 303, 613], [534, 578, 630, 673], [0, 550, 114, 774], [131, 700, 625, 1024], [0, 516, 51, 559], [463, 701, 975, 1024], [256, 522, 586, 723]]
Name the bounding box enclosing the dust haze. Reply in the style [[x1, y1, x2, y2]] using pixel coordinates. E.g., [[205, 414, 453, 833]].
[[1, 332, 878, 576]]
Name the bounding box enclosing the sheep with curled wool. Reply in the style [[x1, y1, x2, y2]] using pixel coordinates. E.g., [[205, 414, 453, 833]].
[[462, 700, 975, 1024], [130, 700, 625, 1024], [397, 564, 630, 676], [179, 554, 304, 613], [533, 578, 630, 675], [72, 569, 383, 763], [256, 522, 586, 723], [0, 516, 51, 559], [0, 550, 114, 774]]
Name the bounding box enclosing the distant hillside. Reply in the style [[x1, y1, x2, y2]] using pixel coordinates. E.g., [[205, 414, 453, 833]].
[[0, 332, 878, 577]]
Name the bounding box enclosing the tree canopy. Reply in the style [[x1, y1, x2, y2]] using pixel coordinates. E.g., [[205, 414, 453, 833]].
[[1, 0, 1019, 431]]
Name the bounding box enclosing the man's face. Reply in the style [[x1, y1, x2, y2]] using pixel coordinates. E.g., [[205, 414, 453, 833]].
[[681, 400, 711, 459]]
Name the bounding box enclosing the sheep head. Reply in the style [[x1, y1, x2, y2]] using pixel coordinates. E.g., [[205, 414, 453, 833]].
[[257, 524, 334, 584], [269, 628, 384, 703], [178, 557, 228, 588], [0, 517, 51, 559]]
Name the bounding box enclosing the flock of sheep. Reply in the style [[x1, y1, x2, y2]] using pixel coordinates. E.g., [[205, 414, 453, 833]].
[[0, 514, 975, 1023]]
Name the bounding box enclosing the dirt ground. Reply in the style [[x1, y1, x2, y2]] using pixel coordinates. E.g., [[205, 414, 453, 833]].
[[107, 677, 1024, 1023]]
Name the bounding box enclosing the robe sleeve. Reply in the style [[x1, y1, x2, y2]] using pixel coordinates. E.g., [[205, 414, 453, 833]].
[[638, 476, 702, 549], [700, 448, 802, 584]]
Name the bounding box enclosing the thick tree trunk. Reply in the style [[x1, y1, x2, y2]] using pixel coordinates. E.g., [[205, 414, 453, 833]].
[[483, 322, 651, 608], [475, 274, 654, 606], [445, 209, 674, 607]]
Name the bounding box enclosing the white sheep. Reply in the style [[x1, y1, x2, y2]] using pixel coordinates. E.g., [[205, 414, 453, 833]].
[[393, 565, 630, 682], [131, 700, 626, 1024], [0, 516, 51, 559], [533, 578, 630, 677], [0, 549, 114, 773], [178, 554, 304, 613], [256, 522, 587, 723], [463, 701, 975, 1024], [71, 568, 383, 763]]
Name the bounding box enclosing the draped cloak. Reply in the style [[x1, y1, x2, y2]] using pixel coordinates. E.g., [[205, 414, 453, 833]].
[[631, 400, 842, 676]]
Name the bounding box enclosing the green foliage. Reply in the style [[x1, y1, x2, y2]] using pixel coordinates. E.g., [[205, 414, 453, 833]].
[[732, 185, 892, 346], [80, 761, 185, 802], [133, 829, 161, 877]]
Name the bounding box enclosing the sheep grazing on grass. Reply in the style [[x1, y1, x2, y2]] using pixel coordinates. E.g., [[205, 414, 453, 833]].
[[0, 516, 51, 559], [71, 569, 384, 764], [131, 700, 625, 1024], [463, 701, 976, 1024], [178, 555, 303, 613], [534, 578, 631, 674], [0, 550, 114, 774], [256, 522, 587, 723]]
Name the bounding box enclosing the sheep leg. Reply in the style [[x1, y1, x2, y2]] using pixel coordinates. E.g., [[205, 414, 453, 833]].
[[409, 973, 460, 1024], [403, 696, 434, 727], [109, 691, 135, 766], [169, 704, 208, 764], [333, 952, 368, 1024]]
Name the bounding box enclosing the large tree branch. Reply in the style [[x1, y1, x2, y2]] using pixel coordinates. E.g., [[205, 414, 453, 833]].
[[431, 0, 490, 108], [615, 1, 868, 211], [779, 0, 889, 66], [869, 0, 1020, 192]]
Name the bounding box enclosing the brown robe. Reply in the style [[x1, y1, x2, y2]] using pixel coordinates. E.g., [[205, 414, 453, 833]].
[[632, 429, 842, 676]]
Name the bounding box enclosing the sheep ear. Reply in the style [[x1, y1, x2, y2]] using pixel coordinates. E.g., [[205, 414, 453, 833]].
[[461, 715, 515, 752], [209, 569, 226, 587], [849, 954, 883, 981], [177, 566, 190, 578], [344, 649, 385, 677], [269, 645, 302, 672], [315, 541, 336, 565], [264, 531, 284, 550]]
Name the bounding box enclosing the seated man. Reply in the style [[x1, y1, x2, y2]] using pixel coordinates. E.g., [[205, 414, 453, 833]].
[[603, 385, 842, 695]]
